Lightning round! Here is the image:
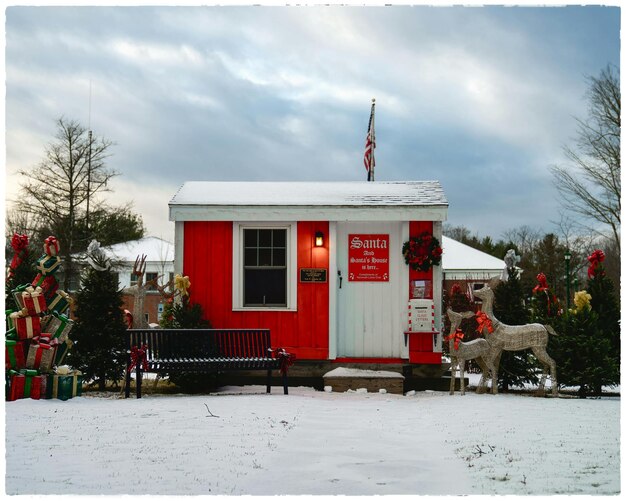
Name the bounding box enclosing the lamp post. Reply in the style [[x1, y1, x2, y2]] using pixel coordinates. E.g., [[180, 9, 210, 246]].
[[564, 250, 571, 311]]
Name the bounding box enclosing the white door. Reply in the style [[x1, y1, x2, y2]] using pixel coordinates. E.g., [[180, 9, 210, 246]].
[[336, 222, 408, 358]]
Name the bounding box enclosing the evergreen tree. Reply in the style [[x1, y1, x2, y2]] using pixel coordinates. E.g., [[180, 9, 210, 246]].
[[66, 242, 127, 390], [584, 250, 620, 392], [159, 296, 210, 329], [551, 290, 619, 397], [492, 266, 539, 391]]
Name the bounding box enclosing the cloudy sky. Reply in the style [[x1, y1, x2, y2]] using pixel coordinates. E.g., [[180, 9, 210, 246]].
[[4, 4, 620, 243]]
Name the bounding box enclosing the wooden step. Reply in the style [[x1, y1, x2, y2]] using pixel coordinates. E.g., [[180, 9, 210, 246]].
[[323, 367, 405, 395]]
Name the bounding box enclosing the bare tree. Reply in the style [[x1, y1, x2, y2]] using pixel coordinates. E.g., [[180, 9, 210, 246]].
[[550, 64, 620, 252], [502, 225, 542, 257], [14, 117, 116, 290]]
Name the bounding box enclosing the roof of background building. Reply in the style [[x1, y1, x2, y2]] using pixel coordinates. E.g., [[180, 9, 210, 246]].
[[102, 236, 174, 264], [441, 236, 506, 280]]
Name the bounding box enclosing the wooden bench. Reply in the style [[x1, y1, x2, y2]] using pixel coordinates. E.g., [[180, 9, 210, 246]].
[[124, 328, 292, 398]]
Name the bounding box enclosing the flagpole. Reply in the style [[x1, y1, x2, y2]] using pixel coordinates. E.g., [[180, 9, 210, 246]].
[[370, 98, 375, 182]]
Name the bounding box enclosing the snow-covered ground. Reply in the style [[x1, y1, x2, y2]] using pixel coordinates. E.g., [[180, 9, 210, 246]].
[[5, 378, 620, 496]]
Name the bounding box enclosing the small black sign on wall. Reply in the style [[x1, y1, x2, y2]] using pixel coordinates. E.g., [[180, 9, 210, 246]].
[[299, 268, 328, 283]]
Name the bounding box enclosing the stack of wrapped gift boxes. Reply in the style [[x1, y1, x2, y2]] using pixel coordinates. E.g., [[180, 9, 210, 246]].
[[6, 236, 83, 401]]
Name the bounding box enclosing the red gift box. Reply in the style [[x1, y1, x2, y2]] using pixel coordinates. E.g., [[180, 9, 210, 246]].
[[11, 312, 42, 340], [8, 370, 46, 401], [32, 274, 59, 301], [21, 286, 47, 315], [44, 236, 61, 256]]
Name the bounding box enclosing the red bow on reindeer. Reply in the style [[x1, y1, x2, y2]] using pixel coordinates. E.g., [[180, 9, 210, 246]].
[[475, 311, 494, 335], [128, 344, 149, 373], [587, 249, 605, 278], [445, 328, 464, 350]]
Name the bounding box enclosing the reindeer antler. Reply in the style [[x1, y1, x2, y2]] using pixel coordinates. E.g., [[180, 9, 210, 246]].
[[132, 254, 147, 276]]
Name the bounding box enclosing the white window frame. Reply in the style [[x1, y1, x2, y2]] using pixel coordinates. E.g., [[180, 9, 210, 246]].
[[232, 222, 298, 311]]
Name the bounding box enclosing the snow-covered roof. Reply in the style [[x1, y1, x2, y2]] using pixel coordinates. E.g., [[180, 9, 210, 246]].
[[441, 236, 505, 280], [170, 181, 447, 206], [169, 181, 448, 222], [102, 236, 174, 264]]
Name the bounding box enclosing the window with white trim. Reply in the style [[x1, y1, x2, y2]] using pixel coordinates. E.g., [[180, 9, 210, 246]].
[[233, 223, 297, 310]]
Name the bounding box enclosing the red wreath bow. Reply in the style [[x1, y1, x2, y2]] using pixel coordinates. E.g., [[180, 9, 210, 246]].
[[128, 344, 149, 373], [8, 233, 29, 279], [445, 328, 464, 350], [275, 348, 296, 376], [587, 249, 605, 278], [476, 311, 494, 335], [533, 273, 549, 293]]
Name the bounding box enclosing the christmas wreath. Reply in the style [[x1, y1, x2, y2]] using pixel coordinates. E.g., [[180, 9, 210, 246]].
[[402, 232, 442, 272]]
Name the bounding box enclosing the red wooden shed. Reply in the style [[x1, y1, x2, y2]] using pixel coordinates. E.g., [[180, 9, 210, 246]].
[[169, 181, 448, 368]]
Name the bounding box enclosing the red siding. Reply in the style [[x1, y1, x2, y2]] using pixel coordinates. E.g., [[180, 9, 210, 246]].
[[407, 221, 441, 363], [183, 221, 329, 360]]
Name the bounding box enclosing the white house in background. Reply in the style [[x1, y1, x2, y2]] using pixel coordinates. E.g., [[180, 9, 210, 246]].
[[441, 235, 507, 298], [101, 236, 175, 289]]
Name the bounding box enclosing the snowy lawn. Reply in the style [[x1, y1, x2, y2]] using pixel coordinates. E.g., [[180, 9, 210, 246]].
[[5, 383, 620, 496]]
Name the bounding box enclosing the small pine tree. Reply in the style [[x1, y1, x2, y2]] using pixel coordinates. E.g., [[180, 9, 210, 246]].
[[493, 266, 539, 391], [67, 260, 127, 390], [586, 253, 620, 356], [551, 291, 619, 397], [159, 295, 210, 329]]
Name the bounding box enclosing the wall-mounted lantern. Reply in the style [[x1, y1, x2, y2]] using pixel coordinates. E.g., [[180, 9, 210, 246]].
[[315, 231, 324, 247]]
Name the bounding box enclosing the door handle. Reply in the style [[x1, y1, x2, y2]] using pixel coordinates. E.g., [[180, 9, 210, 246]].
[[338, 270, 343, 289]]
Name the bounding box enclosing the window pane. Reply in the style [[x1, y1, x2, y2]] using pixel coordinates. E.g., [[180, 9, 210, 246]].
[[244, 248, 257, 266], [272, 229, 286, 247], [244, 229, 258, 247], [258, 248, 272, 266], [244, 269, 287, 306], [258, 229, 272, 247], [273, 248, 286, 266]]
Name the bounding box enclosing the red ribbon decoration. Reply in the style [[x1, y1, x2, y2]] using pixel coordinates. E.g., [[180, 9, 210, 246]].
[[276, 348, 296, 376], [123, 309, 133, 329], [587, 249, 605, 278], [128, 344, 149, 373], [475, 311, 494, 334], [445, 328, 464, 350], [8, 234, 29, 279], [532, 273, 549, 294], [44, 236, 61, 256]]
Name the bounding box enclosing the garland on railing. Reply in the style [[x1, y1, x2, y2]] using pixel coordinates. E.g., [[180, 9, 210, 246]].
[[402, 232, 442, 272]]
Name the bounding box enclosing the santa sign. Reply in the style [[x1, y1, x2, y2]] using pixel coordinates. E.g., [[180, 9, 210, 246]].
[[348, 234, 390, 282]]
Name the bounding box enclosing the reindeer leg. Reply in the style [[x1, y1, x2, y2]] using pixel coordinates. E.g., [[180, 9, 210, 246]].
[[460, 359, 466, 396], [475, 357, 489, 394], [532, 347, 557, 396], [449, 357, 456, 395]]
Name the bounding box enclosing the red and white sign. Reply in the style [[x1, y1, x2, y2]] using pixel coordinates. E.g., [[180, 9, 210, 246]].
[[348, 234, 389, 282]]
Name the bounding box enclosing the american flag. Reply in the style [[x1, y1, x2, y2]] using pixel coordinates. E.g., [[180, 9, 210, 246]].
[[364, 100, 375, 181]]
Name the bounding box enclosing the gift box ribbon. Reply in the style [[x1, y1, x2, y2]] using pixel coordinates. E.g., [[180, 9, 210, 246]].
[[44, 236, 60, 256]]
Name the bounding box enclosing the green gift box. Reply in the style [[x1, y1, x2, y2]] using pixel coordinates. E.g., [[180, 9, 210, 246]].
[[54, 339, 73, 366], [49, 371, 83, 400], [46, 290, 72, 315], [36, 254, 61, 276]]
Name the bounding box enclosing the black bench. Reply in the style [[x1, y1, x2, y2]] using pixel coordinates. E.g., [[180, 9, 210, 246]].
[[124, 328, 292, 398]]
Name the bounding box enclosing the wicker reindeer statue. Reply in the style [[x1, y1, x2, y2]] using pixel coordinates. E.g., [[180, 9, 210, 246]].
[[446, 309, 498, 396], [123, 254, 160, 329], [473, 283, 558, 396]]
